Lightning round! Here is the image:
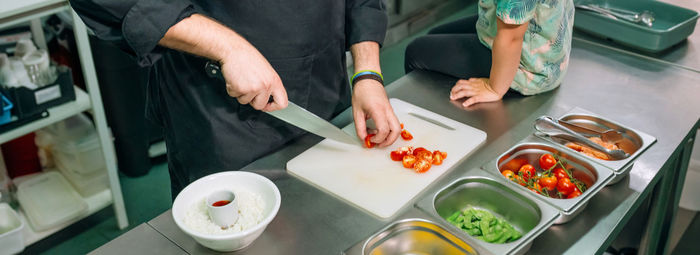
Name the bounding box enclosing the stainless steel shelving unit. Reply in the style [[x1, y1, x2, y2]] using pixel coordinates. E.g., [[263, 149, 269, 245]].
[[0, 0, 128, 248]]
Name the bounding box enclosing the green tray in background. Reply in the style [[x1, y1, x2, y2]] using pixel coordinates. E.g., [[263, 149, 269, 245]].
[[573, 0, 699, 52]]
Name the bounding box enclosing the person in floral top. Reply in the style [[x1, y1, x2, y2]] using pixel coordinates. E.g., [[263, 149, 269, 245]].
[[405, 0, 574, 107]]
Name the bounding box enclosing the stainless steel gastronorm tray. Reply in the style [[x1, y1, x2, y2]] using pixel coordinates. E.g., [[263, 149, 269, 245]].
[[416, 168, 560, 255], [482, 136, 614, 224], [535, 107, 656, 184], [353, 218, 478, 255]]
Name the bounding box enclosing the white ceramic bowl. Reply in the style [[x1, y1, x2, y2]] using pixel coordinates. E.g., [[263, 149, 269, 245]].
[[172, 171, 281, 252]]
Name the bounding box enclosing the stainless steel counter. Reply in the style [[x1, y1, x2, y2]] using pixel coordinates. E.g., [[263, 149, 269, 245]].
[[93, 29, 700, 255]]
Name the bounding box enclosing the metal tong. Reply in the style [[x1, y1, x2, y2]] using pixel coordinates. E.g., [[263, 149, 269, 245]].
[[575, 4, 655, 27], [534, 116, 630, 160]]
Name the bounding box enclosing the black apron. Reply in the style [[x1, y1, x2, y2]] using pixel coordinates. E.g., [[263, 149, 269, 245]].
[[148, 1, 352, 196], [70, 0, 387, 197]]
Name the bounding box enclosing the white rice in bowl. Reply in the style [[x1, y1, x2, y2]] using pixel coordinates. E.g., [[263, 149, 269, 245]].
[[183, 188, 266, 235]]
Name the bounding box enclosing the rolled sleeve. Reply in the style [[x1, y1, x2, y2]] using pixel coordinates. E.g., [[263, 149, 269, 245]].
[[123, 0, 195, 66], [345, 0, 388, 48], [70, 0, 195, 66]]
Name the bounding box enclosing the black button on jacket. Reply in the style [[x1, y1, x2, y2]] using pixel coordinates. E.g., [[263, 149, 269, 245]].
[[70, 0, 388, 196]]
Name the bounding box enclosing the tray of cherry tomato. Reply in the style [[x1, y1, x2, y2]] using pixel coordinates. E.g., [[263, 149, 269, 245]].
[[500, 153, 588, 199], [485, 140, 615, 223]]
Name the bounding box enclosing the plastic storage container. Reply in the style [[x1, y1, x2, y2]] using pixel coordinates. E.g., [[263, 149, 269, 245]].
[[54, 157, 108, 197], [574, 0, 699, 52], [16, 171, 88, 231], [0, 94, 12, 126], [0, 203, 24, 255], [42, 114, 105, 174]]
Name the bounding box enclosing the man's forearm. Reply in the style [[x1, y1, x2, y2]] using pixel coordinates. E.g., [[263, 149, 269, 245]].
[[159, 14, 249, 63], [350, 41, 382, 74]]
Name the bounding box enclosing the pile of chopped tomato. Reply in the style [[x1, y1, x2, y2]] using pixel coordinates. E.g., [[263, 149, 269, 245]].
[[363, 123, 414, 149], [364, 123, 446, 173], [390, 146, 447, 173], [500, 153, 587, 199]]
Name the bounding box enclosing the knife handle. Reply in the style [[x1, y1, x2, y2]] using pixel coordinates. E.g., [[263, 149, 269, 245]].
[[205, 61, 274, 103]]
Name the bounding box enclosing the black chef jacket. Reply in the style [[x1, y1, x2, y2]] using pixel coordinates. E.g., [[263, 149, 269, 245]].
[[70, 0, 388, 197]]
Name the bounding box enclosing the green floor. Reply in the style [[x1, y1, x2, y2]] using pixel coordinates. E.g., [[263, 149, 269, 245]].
[[25, 7, 475, 255]]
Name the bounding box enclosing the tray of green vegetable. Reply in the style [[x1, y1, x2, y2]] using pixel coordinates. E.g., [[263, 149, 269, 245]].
[[416, 170, 560, 255], [447, 207, 522, 244]]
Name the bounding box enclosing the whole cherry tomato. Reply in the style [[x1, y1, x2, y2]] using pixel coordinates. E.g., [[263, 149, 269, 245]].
[[529, 182, 542, 193], [416, 150, 433, 162], [538, 175, 558, 191], [503, 158, 529, 173], [364, 134, 376, 149], [432, 150, 447, 165], [400, 130, 413, 140], [553, 168, 569, 180], [557, 178, 575, 196], [519, 164, 536, 182], [413, 159, 432, 173], [502, 170, 516, 180], [539, 154, 557, 171], [402, 154, 417, 168], [567, 190, 582, 199], [400, 123, 404, 129]]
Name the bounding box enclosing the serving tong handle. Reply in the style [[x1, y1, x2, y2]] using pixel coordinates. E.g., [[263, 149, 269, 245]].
[[534, 116, 629, 160]]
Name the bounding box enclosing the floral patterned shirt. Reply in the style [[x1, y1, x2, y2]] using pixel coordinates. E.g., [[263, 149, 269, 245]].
[[476, 0, 575, 95]]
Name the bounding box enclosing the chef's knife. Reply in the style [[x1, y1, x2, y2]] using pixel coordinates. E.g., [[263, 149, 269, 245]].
[[204, 61, 359, 145]]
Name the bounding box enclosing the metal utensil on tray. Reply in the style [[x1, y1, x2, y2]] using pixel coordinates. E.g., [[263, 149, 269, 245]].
[[534, 116, 630, 160], [557, 119, 623, 143], [576, 4, 655, 27]]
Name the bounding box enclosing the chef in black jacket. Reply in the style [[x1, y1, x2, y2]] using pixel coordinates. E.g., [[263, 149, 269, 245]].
[[70, 0, 401, 197]]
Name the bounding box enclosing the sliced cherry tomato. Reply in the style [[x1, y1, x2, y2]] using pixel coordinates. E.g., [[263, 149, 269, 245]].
[[389, 146, 413, 161], [364, 134, 376, 148], [513, 175, 527, 187], [503, 158, 529, 173], [567, 190, 582, 199], [539, 154, 557, 171], [557, 178, 575, 196], [413, 159, 432, 173], [416, 150, 433, 162], [553, 168, 569, 180], [518, 164, 536, 182], [402, 154, 417, 168], [432, 150, 446, 165], [400, 130, 413, 141], [538, 175, 558, 191], [502, 170, 516, 180], [390, 151, 404, 161], [413, 147, 428, 156]]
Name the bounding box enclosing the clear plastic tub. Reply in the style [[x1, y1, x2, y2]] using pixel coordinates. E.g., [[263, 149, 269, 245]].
[[54, 154, 108, 197], [16, 172, 87, 231], [42, 114, 105, 174], [0, 203, 24, 255]]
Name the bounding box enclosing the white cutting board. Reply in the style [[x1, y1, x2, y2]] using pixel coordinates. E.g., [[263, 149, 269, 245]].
[[287, 99, 486, 219]]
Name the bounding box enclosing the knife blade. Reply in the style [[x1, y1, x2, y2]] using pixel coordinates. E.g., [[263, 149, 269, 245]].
[[204, 61, 359, 145]]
